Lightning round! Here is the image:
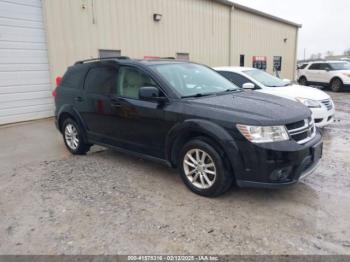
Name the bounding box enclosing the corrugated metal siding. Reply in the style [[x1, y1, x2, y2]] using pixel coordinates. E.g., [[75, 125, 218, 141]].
[[43, 0, 299, 90], [43, 0, 231, 86], [0, 0, 53, 125], [233, 8, 298, 80]]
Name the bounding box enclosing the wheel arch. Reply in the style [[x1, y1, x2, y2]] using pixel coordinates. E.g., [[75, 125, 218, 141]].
[[57, 105, 88, 142], [298, 75, 307, 82], [165, 119, 241, 174], [330, 76, 343, 84]]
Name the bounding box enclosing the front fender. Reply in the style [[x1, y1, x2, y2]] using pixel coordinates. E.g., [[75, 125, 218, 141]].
[[165, 119, 243, 174]]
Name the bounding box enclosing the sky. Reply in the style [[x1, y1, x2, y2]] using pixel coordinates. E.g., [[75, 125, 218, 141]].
[[232, 0, 350, 59]]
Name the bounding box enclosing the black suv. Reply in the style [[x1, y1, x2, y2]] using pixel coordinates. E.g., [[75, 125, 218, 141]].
[[54, 57, 323, 197]]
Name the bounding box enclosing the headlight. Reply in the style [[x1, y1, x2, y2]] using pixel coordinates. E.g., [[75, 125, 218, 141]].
[[236, 124, 289, 143], [296, 97, 321, 108]]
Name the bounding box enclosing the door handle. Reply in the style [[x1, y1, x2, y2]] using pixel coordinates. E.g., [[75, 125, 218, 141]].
[[74, 96, 84, 102]]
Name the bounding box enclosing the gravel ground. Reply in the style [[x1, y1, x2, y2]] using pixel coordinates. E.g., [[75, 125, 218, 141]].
[[0, 91, 349, 255]]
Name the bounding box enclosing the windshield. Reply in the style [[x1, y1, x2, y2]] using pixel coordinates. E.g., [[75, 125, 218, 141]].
[[152, 63, 239, 97], [329, 62, 350, 71], [244, 69, 288, 87]]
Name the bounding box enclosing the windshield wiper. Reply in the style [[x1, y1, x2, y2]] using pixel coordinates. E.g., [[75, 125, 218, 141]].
[[182, 89, 241, 98], [222, 88, 241, 93], [181, 93, 214, 98]]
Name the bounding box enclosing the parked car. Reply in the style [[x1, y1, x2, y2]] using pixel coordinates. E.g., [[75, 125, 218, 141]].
[[53, 58, 322, 197], [215, 67, 335, 128], [298, 61, 350, 92]]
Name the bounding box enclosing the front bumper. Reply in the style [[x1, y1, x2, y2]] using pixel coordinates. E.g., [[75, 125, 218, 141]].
[[311, 106, 335, 128], [233, 131, 323, 188]]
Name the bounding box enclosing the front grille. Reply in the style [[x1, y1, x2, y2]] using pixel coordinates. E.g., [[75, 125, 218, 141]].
[[286, 118, 316, 144], [321, 99, 333, 111], [285, 120, 305, 130]]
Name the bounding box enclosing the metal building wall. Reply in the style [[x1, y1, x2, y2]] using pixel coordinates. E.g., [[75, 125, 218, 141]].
[[43, 0, 231, 86], [232, 8, 298, 80]]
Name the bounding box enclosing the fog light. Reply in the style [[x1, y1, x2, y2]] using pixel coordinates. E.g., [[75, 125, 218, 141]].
[[270, 167, 292, 182]]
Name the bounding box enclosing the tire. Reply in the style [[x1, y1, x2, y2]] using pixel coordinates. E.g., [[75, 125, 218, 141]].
[[178, 138, 234, 197], [62, 118, 91, 155], [330, 78, 343, 92], [298, 76, 308, 86]]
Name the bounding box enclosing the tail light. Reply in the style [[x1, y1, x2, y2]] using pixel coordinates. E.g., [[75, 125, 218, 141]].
[[56, 76, 62, 86], [52, 76, 62, 97]]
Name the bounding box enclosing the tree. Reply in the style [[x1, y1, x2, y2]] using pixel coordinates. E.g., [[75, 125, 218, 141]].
[[325, 50, 334, 57], [344, 48, 350, 56], [310, 53, 322, 60]]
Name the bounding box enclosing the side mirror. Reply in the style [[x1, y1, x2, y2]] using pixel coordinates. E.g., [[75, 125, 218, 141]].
[[325, 67, 331, 72], [139, 86, 167, 102], [242, 83, 255, 89]]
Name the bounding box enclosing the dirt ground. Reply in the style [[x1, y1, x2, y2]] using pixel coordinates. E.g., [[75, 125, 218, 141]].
[[0, 91, 349, 255]]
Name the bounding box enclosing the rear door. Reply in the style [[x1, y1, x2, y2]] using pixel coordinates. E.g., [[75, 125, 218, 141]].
[[306, 63, 322, 82], [79, 65, 118, 140]]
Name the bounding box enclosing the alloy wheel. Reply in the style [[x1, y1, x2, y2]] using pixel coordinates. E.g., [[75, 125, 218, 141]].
[[64, 123, 79, 150], [183, 148, 217, 189], [299, 78, 307, 86], [331, 79, 341, 91]]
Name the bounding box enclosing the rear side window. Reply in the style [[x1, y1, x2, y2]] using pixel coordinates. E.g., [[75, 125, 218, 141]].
[[85, 66, 117, 95], [308, 63, 322, 70], [298, 64, 308, 69], [60, 65, 89, 89]]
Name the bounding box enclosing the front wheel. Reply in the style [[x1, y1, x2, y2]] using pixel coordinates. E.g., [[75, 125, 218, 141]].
[[330, 78, 343, 92], [62, 118, 91, 155], [179, 139, 234, 197]]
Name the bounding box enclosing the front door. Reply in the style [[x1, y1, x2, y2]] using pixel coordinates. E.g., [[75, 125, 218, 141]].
[[109, 66, 173, 158], [318, 63, 332, 83]]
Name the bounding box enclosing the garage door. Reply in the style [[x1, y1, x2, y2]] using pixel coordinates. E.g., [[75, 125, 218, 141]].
[[0, 0, 53, 125]]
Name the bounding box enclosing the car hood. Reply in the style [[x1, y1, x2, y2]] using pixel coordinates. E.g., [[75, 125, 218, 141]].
[[258, 84, 330, 101], [186, 91, 311, 126]]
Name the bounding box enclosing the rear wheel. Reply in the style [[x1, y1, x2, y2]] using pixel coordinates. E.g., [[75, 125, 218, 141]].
[[298, 76, 308, 86], [330, 78, 343, 92], [62, 118, 90, 155], [179, 139, 233, 197]]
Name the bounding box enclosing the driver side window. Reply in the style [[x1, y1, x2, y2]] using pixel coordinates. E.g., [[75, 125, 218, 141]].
[[117, 67, 157, 99], [319, 63, 331, 71]]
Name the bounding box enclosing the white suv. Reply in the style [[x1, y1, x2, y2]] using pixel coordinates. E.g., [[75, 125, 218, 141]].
[[298, 61, 350, 92], [215, 67, 335, 128]]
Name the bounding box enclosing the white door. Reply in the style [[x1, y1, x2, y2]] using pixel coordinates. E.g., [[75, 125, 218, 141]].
[[0, 0, 53, 125], [306, 63, 322, 82], [318, 63, 332, 84]]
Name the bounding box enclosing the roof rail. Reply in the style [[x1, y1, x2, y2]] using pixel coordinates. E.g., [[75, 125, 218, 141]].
[[74, 56, 130, 65]]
